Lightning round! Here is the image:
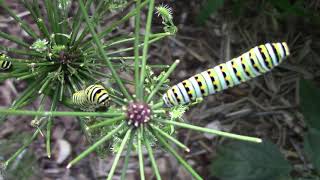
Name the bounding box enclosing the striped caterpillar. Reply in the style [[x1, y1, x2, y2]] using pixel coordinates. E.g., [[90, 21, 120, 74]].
[[0, 53, 12, 70], [162, 42, 290, 107], [72, 84, 110, 110]]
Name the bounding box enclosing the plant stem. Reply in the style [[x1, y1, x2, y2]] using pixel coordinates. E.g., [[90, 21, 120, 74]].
[[67, 122, 126, 168], [150, 124, 190, 152], [0, 46, 43, 57], [46, 88, 59, 158], [44, 0, 58, 34], [120, 132, 135, 180], [16, 67, 53, 81], [147, 60, 180, 102], [87, 115, 126, 130], [0, 31, 29, 48], [106, 128, 133, 180], [12, 77, 46, 108], [144, 134, 162, 180], [152, 129, 203, 180], [6, 57, 49, 63], [0, 108, 124, 117], [139, 0, 155, 98], [21, 0, 50, 39], [1, 2, 38, 39], [70, 0, 94, 49], [38, 77, 52, 94], [134, 0, 142, 100], [78, 0, 132, 101], [156, 119, 263, 143], [82, 32, 170, 54], [5, 128, 42, 167], [138, 126, 145, 180], [104, 35, 168, 56], [152, 101, 164, 109], [59, 76, 65, 101], [81, 0, 149, 49]]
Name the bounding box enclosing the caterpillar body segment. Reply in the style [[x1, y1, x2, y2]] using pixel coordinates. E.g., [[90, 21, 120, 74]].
[[72, 85, 110, 111], [85, 84, 110, 106], [72, 90, 87, 108], [0, 53, 12, 70], [163, 42, 290, 107], [0, 60, 12, 70]]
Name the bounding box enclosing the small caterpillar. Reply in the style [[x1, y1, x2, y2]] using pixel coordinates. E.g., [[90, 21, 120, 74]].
[[0, 53, 12, 70], [163, 42, 290, 107], [72, 85, 110, 110]]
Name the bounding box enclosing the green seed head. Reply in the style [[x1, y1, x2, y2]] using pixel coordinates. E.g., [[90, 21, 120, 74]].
[[155, 4, 173, 22], [30, 39, 48, 52]]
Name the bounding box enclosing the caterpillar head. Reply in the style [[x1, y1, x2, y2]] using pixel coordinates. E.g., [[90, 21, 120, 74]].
[[162, 93, 173, 108]]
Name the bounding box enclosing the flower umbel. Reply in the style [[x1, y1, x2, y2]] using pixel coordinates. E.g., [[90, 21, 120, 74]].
[[127, 102, 152, 127]]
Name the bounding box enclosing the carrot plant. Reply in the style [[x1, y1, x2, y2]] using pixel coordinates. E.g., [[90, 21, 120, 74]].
[[0, 1, 262, 179]]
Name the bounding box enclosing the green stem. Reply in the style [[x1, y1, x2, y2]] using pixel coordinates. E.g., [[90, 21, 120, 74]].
[[152, 101, 164, 109], [108, 33, 171, 47], [38, 77, 52, 94], [21, 0, 50, 39], [153, 129, 203, 180], [0, 46, 43, 57], [81, 0, 149, 49], [12, 76, 47, 109], [16, 68, 53, 81], [59, 75, 65, 101], [46, 87, 59, 158], [134, 0, 142, 100], [103, 36, 168, 56], [1, 2, 38, 39], [83, 33, 170, 54], [67, 122, 126, 168], [144, 135, 162, 180], [147, 60, 180, 102], [78, 0, 132, 100], [6, 57, 48, 63], [106, 128, 133, 180], [0, 108, 124, 118], [120, 131, 135, 180], [139, 0, 155, 98], [5, 128, 41, 167], [138, 127, 145, 180], [44, 0, 58, 34], [156, 119, 263, 143], [67, 76, 79, 92], [150, 124, 190, 152], [36, 18, 51, 39], [70, 0, 94, 49], [110, 56, 139, 60], [0, 31, 29, 48], [87, 115, 126, 130]]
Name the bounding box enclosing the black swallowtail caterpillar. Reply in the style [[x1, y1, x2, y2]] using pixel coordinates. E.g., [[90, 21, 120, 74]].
[[72, 84, 110, 110], [0, 53, 12, 70], [162, 42, 290, 107]]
